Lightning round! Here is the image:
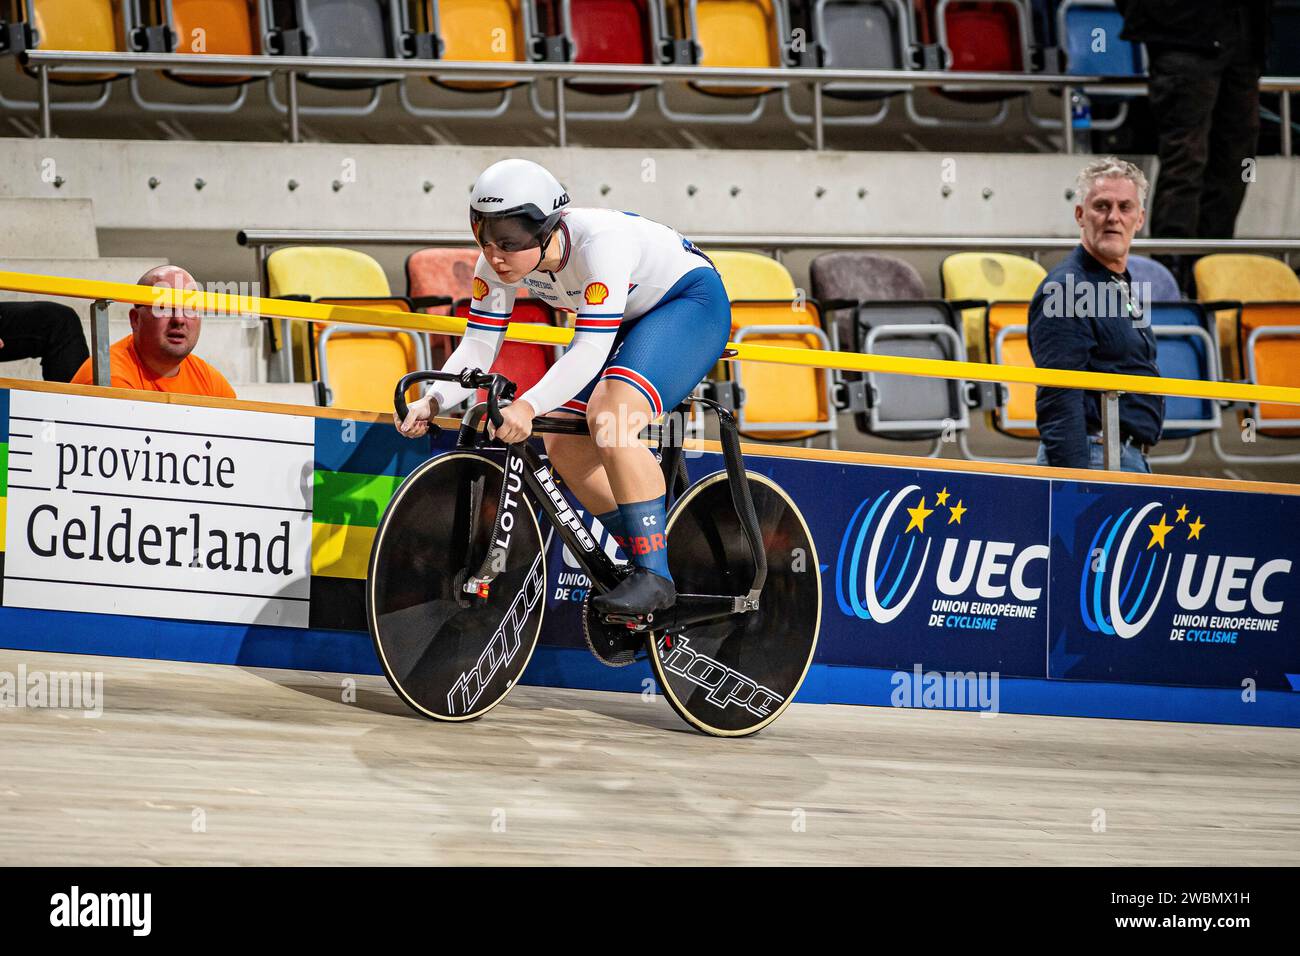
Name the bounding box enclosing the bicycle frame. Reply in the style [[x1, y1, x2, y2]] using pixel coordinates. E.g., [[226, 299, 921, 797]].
[[456, 400, 624, 601], [394, 369, 769, 634]]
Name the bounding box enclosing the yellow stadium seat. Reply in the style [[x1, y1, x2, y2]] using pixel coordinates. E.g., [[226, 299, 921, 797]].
[[984, 301, 1037, 439], [1237, 303, 1300, 437], [729, 301, 833, 442], [267, 246, 392, 299], [429, 0, 528, 91], [1194, 253, 1300, 300], [314, 298, 427, 414], [708, 250, 798, 299], [1193, 254, 1300, 380], [941, 252, 1047, 361], [703, 251, 835, 444], [266, 247, 397, 384], [23, 0, 127, 84], [706, 250, 797, 385], [1172, 255, 1300, 461], [689, 0, 782, 96], [164, 0, 260, 85]]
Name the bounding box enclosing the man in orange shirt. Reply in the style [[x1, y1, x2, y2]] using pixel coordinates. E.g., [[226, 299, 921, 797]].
[[72, 265, 237, 399]]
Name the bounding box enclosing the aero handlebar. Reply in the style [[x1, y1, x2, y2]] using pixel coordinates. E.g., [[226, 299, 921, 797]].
[[393, 369, 518, 433]]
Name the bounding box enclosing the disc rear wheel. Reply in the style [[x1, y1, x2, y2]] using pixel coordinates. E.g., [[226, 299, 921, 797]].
[[650, 472, 821, 737]]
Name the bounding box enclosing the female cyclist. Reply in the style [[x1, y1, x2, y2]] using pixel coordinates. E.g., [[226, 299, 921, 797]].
[[395, 158, 732, 616]]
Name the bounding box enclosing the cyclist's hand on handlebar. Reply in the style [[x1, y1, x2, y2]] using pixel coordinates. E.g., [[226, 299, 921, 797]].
[[395, 395, 439, 438], [489, 398, 536, 444]]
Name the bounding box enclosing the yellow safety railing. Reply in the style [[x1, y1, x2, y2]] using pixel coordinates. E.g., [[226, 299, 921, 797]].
[[4, 269, 1300, 409]]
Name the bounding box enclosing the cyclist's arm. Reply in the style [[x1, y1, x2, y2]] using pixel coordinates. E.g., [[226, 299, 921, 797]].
[[518, 249, 633, 416], [427, 260, 517, 410]]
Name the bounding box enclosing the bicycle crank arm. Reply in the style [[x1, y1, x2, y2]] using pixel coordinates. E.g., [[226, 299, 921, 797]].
[[660, 592, 760, 631], [598, 592, 759, 633]]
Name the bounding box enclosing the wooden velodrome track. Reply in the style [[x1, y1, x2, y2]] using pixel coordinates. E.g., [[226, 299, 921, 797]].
[[1, 648, 1296, 866]]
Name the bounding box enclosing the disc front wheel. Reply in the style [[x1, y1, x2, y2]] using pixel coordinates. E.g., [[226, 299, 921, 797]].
[[366, 452, 546, 722]]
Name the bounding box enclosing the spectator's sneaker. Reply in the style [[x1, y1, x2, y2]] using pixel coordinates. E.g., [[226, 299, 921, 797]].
[[591, 567, 677, 618]]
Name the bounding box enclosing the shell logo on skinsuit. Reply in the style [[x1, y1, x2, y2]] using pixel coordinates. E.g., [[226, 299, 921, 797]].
[[472, 277, 489, 300], [584, 282, 609, 305]]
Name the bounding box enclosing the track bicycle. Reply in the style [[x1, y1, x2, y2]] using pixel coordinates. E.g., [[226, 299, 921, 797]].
[[366, 368, 821, 736]]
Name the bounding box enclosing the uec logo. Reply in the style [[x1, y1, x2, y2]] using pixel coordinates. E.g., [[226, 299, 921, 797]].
[[1080, 501, 1290, 639], [835, 485, 1047, 623]]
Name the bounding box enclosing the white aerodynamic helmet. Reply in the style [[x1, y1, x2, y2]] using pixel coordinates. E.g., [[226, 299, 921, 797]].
[[469, 158, 570, 252]]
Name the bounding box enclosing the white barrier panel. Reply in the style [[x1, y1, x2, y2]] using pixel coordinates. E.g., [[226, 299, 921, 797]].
[[3, 391, 314, 627]]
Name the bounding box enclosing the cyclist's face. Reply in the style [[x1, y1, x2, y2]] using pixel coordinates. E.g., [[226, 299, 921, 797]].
[[482, 241, 540, 283], [472, 213, 546, 281]]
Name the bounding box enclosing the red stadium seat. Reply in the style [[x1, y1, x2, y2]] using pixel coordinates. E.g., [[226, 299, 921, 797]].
[[535, 0, 655, 95], [908, 0, 1030, 123], [942, 2, 1025, 73], [452, 298, 561, 406], [406, 247, 483, 366]]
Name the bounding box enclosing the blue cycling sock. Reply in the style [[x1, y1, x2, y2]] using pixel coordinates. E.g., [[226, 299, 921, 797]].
[[594, 507, 630, 558], [617, 496, 672, 581]]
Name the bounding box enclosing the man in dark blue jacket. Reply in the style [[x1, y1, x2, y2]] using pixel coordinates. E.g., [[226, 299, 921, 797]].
[[1029, 157, 1163, 473]]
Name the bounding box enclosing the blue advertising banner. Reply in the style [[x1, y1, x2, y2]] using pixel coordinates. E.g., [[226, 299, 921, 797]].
[[807, 460, 1050, 677], [1049, 481, 1300, 690], [538, 451, 1053, 677]]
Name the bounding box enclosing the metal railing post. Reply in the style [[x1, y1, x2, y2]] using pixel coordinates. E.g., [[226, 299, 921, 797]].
[[1100, 390, 1121, 471], [1062, 84, 1073, 154], [278, 318, 294, 382], [90, 299, 112, 386], [39, 65, 52, 138], [812, 81, 824, 151], [1282, 91, 1293, 158], [287, 70, 300, 143], [555, 76, 567, 147]]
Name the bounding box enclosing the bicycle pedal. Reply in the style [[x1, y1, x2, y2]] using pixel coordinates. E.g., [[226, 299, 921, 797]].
[[583, 595, 650, 667], [604, 612, 653, 630]]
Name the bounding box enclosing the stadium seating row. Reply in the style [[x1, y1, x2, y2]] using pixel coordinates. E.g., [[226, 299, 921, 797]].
[[260, 243, 1300, 462], [4, 1, 1296, 125]]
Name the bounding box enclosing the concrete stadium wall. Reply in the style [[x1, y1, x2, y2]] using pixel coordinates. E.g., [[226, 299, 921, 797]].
[[1, 139, 1296, 294]]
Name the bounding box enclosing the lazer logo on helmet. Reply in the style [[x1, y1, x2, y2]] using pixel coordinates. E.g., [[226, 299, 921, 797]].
[[834, 484, 1047, 630], [534, 466, 597, 554], [1080, 501, 1290, 641], [475, 196, 504, 203], [657, 635, 782, 718], [553, 193, 570, 209], [446, 550, 545, 715]]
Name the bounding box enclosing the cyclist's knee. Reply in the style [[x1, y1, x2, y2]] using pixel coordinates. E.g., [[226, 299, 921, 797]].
[[587, 384, 652, 448], [545, 431, 598, 473]]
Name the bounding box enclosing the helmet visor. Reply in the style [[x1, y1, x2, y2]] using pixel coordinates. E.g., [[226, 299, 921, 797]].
[[470, 209, 548, 253]]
